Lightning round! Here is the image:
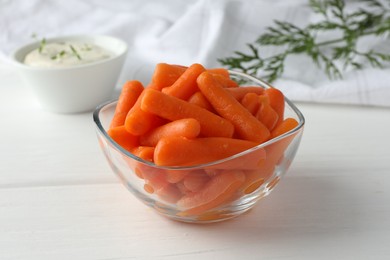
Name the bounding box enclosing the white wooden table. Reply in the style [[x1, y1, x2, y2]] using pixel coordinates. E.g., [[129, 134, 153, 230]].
[[1, 61, 390, 260]]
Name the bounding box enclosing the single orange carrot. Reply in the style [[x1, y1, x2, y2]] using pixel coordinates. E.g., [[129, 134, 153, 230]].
[[176, 181, 194, 196], [140, 118, 201, 147], [149, 63, 187, 90], [197, 72, 270, 143], [154, 136, 258, 166], [207, 68, 230, 78], [125, 90, 166, 136], [256, 95, 279, 131], [141, 168, 167, 190], [188, 91, 215, 112], [211, 73, 239, 88], [107, 126, 139, 152], [140, 88, 234, 138], [227, 86, 265, 101], [264, 88, 285, 126], [270, 118, 299, 139], [162, 63, 206, 100], [177, 170, 245, 216], [183, 172, 210, 192], [142, 168, 182, 203], [110, 81, 144, 129], [155, 183, 182, 203], [241, 92, 260, 115], [131, 146, 155, 162], [256, 104, 279, 132], [165, 169, 189, 184]]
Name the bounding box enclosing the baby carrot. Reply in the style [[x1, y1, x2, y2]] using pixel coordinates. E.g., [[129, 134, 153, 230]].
[[109, 81, 144, 129], [140, 118, 201, 147], [149, 63, 187, 90], [140, 88, 234, 138], [207, 68, 230, 78], [270, 118, 299, 139], [165, 169, 189, 183], [197, 72, 270, 143], [212, 73, 239, 88], [131, 146, 155, 162], [177, 169, 245, 216], [142, 168, 168, 193], [107, 125, 139, 152], [188, 91, 215, 112], [256, 95, 279, 131], [155, 183, 182, 203], [256, 104, 279, 132], [241, 92, 260, 115], [142, 168, 182, 203], [162, 63, 206, 100], [264, 88, 285, 126], [154, 136, 258, 166], [207, 68, 239, 88], [125, 90, 166, 136], [227, 86, 265, 101], [183, 172, 210, 192], [176, 181, 196, 196]]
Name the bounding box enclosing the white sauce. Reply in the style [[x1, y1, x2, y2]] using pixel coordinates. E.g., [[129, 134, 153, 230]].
[[24, 41, 112, 68]]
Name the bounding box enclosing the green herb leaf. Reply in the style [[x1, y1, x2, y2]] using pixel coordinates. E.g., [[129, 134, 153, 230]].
[[69, 44, 82, 60], [38, 38, 46, 54], [51, 50, 67, 60], [219, 0, 390, 82]]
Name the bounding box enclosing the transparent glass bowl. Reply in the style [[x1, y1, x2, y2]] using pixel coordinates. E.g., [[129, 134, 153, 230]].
[[93, 71, 305, 223]]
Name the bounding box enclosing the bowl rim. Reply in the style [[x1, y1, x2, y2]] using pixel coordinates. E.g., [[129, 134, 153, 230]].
[[10, 34, 128, 71], [93, 70, 305, 170]]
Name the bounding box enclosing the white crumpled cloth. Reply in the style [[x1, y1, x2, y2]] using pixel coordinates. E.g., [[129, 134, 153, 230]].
[[1, 0, 389, 106]]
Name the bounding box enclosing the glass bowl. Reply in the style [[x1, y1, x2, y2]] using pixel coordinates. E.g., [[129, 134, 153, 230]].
[[93, 71, 305, 223]]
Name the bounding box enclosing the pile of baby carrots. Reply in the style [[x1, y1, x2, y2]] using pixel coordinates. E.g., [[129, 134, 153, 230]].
[[107, 63, 299, 217]]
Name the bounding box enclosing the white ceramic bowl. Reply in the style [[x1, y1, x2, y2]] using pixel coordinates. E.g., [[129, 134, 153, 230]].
[[11, 35, 128, 114]]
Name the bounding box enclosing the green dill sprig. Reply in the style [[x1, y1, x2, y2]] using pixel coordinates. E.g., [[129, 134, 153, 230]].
[[51, 50, 66, 60], [38, 38, 46, 54], [219, 0, 390, 82], [31, 33, 46, 54], [69, 44, 82, 60]]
